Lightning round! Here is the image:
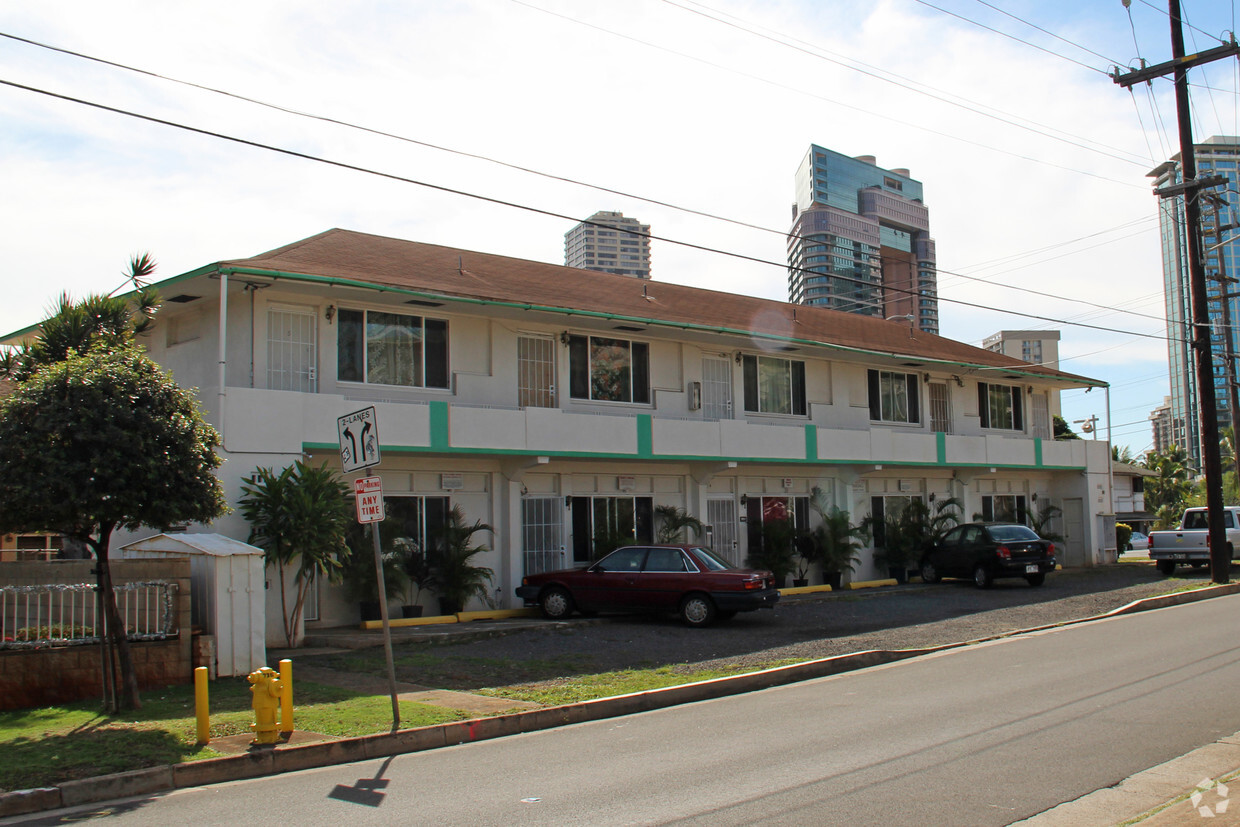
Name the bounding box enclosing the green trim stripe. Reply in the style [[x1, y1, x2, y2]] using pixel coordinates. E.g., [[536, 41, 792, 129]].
[[936, 431, 946, 465], [300, 442, 1085, 472], [805, 425, 818, 461], [430, 401, 450, 450], [637, 415, 653, 458], [1035, 437, 1043, 468]]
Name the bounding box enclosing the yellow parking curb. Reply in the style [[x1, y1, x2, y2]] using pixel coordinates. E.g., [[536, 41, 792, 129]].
[[778, 584, 833, 595], [359, 614, 458, 631], [847, 578, 899, 590], [456, 609, 540, 622]]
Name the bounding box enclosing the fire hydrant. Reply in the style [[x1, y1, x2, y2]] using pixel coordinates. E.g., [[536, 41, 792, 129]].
[[247, 666, 284, 745]]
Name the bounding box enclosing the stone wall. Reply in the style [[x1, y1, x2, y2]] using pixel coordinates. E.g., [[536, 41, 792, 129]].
[[0, 557, 192, 710]]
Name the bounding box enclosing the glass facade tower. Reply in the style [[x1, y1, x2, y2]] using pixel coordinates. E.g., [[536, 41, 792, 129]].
[[1150, 135, 1240, 469], [787, 146, 939, 334]]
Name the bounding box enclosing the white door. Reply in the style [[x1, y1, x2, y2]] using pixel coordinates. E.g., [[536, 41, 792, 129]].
[[518, 336, 557, 408], [522, 496, 565, 575], [707, 498, 739, 565], [267, 305, 317, 392], [702, 357, 732, 420], [1031, 394, 1051, 439], [929, 382, 951, 434], [1062, 498, 1085, 567]]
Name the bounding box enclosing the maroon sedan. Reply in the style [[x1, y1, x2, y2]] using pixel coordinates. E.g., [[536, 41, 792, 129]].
[[516, 544, 780, 627]]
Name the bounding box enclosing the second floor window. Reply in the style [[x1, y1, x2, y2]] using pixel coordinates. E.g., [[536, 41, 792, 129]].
[[568, 335, 650, 403], [868, 369, 920, 424], [742, 354, 807, 416], [337, 309, 449, 388], [978, 382, 1023, 431]]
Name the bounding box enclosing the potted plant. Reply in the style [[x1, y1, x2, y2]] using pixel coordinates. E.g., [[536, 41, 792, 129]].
[[655, 504, 704, 544], [813, 509, 866, 589], [342, 522, 407, 621], [394, 537, 430, 618], [874, 497, 962, 582], [430, 505, 495, 615], [748, 515, 797, 587]]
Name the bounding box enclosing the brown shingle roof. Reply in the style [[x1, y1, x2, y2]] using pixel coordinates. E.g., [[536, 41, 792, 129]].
[[220, 228, 1102, 386]]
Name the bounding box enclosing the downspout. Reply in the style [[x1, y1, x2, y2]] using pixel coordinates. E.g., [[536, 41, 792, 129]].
[[1106, 384, 1115, 516], [218, 269, 228, 444]]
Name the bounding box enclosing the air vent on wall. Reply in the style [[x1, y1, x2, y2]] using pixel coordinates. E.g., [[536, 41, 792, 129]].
[[167, 294, 201, 304], [613, 325, 645, 332], [405, 299, 444, 308]]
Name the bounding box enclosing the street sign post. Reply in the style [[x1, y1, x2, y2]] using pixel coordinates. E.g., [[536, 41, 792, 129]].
[[336, 406, 398, 729], [338, 406, 381, 473], [353, 476, 385, 523]]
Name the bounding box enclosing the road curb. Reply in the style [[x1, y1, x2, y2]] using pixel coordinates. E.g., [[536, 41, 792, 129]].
[[4, 581, 1236, 818]]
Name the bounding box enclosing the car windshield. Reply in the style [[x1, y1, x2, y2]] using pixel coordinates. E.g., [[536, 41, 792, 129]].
[[987, 525, 1040, 542], [688, 547, 733, 571]]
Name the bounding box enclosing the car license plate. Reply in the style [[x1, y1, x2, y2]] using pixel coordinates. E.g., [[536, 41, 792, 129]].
[[1025, 564, 1038, 574], [1171, 553, 1187, 560]]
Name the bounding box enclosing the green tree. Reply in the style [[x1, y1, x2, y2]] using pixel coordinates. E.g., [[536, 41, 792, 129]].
[[1112, 444, 1135, 465], [1143, 446, 1195, 526], [0, 256, 158, 382], [1053, 415, 1081, 440], [805, 488, 868, 583], [0, 347, 226, 710], [654, 505, 704, 543], [239, 461, 352, 647]]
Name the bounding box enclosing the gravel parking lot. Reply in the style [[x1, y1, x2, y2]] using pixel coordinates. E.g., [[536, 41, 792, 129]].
[[313, 562, 1207, 690]]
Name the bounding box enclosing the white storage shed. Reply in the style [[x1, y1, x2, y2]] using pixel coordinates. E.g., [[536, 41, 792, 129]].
[[120, 533, 266, 677]]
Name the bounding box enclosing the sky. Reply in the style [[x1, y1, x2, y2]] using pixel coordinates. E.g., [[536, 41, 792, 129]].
[[2, 0, 1238, 456]]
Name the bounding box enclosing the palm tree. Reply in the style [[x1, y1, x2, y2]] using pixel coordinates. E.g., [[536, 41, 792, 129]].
[[1143, 446, 1195, 525], [430, 505, 495, 613], [1, 255, 159, 381], [655, 505, 704, 543], [1112, 444, 1136, 465], [239, 461, 353, 646]]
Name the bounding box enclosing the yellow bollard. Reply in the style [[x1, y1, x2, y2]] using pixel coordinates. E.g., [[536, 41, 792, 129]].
[[194, 666, 210, 745], [279, 658, 293, 734]]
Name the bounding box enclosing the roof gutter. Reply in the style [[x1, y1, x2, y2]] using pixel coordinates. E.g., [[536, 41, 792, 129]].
[[201, 265, 1106, 389]]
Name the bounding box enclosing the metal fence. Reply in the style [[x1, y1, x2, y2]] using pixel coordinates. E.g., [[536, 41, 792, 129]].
[[0, 581, 179, 649]]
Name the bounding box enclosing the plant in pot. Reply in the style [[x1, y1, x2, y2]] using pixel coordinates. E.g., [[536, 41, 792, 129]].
[[748, 515, 797, 587], [873, 497, 962, 583], [430, 505, 495, 616], [655, 504, 704, 543], [812, 510, 866, 589], [394, 537, 430, 618], [342, 521, 407, 622]]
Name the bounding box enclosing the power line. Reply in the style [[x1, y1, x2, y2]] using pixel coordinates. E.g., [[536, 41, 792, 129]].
[[658, 0, 1150, 167], [0, 76, 1192, 349], [505, 1, 1146, 188], [0, 29, 1174, 328]]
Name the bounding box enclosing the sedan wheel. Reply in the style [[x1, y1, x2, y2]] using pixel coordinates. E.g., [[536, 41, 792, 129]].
[[539, 586, 574, 620], [1156, 560, 1177, 576], [920, 560, 941, 584], [972, 564, 993, 589], [1025, 572, 1046, 587], [679, 593, 717, 627]]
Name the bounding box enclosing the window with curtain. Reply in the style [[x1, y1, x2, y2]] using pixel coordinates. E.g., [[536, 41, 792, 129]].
[[337, 308, 448, 388], [742, 354, 806, 415]]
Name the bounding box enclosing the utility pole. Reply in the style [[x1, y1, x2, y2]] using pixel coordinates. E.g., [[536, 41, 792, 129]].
[[1203, 192, 1240, 478], [1112, 2, 1240, 584]]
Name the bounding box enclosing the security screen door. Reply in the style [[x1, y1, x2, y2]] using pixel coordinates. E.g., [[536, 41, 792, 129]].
[[267, 305, 317, 392], [702, 356, 732, 420]]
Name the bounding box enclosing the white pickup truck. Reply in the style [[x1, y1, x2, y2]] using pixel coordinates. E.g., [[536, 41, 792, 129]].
[[1146, 506, 1240, 574]]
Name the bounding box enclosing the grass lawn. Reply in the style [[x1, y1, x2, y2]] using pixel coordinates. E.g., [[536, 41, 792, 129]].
[[0, 678, 472, 793], [0, 656, 796, 793]]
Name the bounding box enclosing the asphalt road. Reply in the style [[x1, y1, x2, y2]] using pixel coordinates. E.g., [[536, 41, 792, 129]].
[[21, 590, 1240, 826]]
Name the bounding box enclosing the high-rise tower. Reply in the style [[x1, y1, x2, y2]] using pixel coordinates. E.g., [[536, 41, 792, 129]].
[[1150, 135, 1240, 468], [787, 146, 938, 334], [564, 211, 651, 279]]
